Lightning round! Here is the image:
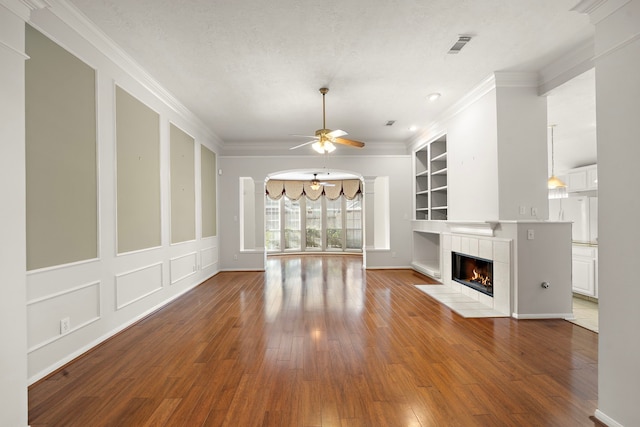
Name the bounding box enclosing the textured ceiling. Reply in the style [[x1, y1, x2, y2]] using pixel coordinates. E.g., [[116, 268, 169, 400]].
[[68, 0, 594, 153]]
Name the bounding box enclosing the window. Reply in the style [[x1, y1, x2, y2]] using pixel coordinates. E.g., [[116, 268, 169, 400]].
[[265, 197, 281, 251], [326, 198, 343, 249], [284, 197, 301, 250], [305, 198, 322, 250], [265, 191, 362, 253], [346, 198, 362, 249]]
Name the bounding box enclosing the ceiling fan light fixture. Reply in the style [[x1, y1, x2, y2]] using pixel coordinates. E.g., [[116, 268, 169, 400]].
[[312, 141, 336, 154], [310, 180, 321, 191]]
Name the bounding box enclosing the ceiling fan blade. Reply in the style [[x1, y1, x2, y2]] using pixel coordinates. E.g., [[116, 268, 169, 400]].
[[290, 140, 317, 150], [328, 129, 348, 138], [289, 134, 319, 138], [335, 137, 365, 148], [319, 182, 335, 187]]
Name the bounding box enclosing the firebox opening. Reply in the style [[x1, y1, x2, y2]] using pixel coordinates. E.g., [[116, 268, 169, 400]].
[[452, 252, 494, 297]]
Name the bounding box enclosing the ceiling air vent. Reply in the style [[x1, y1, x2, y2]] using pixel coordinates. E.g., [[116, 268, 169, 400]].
[[448, 35, 472, 54], [385, 120, 396, 126]]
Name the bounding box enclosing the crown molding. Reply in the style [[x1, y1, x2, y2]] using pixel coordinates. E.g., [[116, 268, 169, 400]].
[[572, 0, 631, 24], [21, 0, 50, 10], [41, 0, 223, 150], [538, 38, 594, 95], [493, 71, 540, 88]]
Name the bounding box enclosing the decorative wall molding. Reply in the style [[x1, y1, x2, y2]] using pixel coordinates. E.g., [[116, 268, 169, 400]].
[[42, 0, 223, 149], [115, 262, 163, 310], [170, 252, 197, 285], [27, 281, 101, 353], [201, 246, 218, 270]]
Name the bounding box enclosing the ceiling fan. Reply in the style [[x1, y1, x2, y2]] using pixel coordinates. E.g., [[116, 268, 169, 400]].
[[290, 87, 366, 153], [309, 173, 335, 190]]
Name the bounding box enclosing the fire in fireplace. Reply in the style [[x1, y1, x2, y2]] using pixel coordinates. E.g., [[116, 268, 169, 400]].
[[451, 252, 494, 296]]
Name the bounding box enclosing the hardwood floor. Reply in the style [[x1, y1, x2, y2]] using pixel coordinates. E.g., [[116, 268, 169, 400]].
[[29, 255, 599, 426]]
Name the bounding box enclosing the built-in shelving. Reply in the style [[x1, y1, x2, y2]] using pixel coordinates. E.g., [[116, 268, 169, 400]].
[[414, 135, 447, 221], [412, 135, 448, 279]]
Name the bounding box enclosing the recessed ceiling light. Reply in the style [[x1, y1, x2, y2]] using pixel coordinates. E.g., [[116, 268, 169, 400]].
[[409, 126, 417, 132], [427, 93, 441, 102]]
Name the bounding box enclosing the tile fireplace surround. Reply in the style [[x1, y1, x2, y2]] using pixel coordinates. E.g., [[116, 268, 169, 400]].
[[442, 233, 511, 316], [413, 221, 573, 319]]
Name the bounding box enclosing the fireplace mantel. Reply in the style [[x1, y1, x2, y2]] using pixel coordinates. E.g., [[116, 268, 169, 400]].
[[446, 221, 499, 236]]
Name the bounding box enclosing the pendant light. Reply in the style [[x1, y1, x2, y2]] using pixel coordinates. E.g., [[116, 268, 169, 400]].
[[548, 124, 567, 199]]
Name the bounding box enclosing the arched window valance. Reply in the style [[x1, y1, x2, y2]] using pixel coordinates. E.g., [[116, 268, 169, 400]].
[[266, 179, 362, 201]]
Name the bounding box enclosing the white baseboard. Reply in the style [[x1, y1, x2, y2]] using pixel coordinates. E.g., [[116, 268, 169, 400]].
[[512, 312, 574, 320], [594, 409, 623, 427]]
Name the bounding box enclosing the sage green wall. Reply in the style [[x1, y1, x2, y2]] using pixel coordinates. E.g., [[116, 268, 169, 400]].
[[115, 86, 161, 253], [201, 145, 217, 237], [170, 124, 195, 243], [25, 25, 97, 270]]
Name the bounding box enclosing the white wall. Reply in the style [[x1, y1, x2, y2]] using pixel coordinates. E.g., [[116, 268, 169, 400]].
[[219, 155, 413, 269], [447, 88, 501, 220], [591, 1, 640, 425], [0, 2, 29, 426], [420, 73, 549, 222], [496, 85, 549, 220], [21, 5, 221, 383]]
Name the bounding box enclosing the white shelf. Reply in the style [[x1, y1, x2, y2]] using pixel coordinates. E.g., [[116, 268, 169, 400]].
[[411, 260, 441, 279], [431, 167, 448, 175], [431, 152, 447, 162], [414, 135, 447, 221]]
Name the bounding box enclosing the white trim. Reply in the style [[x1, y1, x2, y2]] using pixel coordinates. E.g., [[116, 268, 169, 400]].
[[593, 409, 624, 427], [538, 39, 595, 95], [169, 251, 198, 285], [593, 31, 640, 61], [0, 39, 29, 59], [446, 221, 499, 237], [114, 262, 164, 310], [27, 316, 100, 353], [43, 0, 223, 149], [26, 257, 99, 275], [200, 246, 218, 270], [572, 0, 631, 24], [20, 0, 50, 10], [1, 0, 32, 20], [27, 272, 215, 385], [26, 280, 100, 305], [220, 154, 411, 160], [26, 281, 101, 353], [512, 312, 574, 319]]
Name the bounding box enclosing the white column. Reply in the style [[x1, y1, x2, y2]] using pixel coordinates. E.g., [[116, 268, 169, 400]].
[[575, 0, 640, 426], [0, 2, 29, 425]]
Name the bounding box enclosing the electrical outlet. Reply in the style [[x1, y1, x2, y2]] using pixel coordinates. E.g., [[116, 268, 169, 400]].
[[60, 317, 70, 335], [392, 251, 397, 258], [531, 207, 538, 217], [527, 229, 535, 240], [234, 254, 238, 261], [519, 206, 526, 215]]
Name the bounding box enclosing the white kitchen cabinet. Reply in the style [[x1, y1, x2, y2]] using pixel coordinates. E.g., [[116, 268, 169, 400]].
[[567, 164, 597, 193], [572, 245, 598, 297]]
